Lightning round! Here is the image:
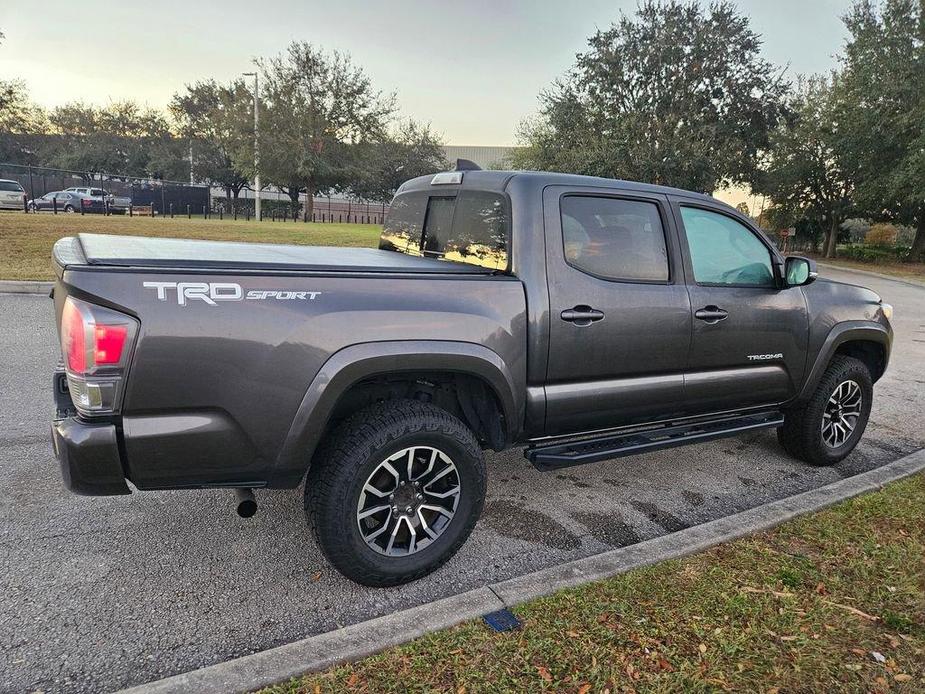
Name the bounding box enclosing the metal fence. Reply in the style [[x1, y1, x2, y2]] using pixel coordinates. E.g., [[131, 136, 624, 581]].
[[1, 163, 209, 215], [1, 162, 387, 223]]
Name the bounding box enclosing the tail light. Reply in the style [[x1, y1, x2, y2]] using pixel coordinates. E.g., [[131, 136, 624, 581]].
[[81, 198, 92, 206], [60, 296, 138, 415]]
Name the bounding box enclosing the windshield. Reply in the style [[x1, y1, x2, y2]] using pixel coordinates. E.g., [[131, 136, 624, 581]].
[[0, 181, 23, 192], [380, 190, 509, 271]]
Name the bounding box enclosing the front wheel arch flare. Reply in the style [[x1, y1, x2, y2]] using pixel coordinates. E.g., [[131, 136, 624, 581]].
[[794, 322, 890, 405]]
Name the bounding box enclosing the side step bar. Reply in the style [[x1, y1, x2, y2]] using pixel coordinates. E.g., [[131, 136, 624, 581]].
[[526, 410, 784, 471]]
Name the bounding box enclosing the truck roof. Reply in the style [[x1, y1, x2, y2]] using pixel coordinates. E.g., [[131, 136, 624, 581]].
[[397, 169, 726, 207]]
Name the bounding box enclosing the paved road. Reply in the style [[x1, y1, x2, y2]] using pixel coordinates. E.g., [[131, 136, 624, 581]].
[[1, 267, 923, 694]]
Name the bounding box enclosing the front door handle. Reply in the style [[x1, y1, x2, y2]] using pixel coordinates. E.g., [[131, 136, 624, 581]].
[[694, 305, 728, 324], [561, 305, 605, 326]]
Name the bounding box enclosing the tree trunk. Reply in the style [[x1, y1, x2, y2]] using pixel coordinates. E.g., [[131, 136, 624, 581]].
[[305, 178, 314, 219], [910, 216, 925, 262], [824, 217, 839, 258]]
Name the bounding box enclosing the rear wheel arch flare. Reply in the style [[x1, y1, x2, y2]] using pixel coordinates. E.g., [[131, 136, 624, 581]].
[[323, 369, 509, 453], [274, 341, 520, 479]]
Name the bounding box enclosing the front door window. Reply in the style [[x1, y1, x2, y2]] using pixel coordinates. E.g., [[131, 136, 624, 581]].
[[680, 207, 774, 287]]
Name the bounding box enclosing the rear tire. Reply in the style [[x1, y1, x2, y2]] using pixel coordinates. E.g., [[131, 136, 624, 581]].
[[305, 399, 486, 587], [64, 205, 76, 213], [778, 355, 872, 466]]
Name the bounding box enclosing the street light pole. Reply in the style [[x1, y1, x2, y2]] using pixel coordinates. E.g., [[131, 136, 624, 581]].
[[243, 71, 260, 221]]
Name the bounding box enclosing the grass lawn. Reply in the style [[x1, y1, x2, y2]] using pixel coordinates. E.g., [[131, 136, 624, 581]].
[[265, 473, 925, 693], [0, 211, 381, 281], [815, 256, 925, 284]]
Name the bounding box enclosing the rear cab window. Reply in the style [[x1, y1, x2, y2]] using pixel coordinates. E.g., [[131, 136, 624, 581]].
[[380, 189, 510, 271], [560, 195, 670, 282]]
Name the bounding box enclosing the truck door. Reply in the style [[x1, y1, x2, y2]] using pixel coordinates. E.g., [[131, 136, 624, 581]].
[[670, 199, 808, 412], [542, 186, 692, 436]]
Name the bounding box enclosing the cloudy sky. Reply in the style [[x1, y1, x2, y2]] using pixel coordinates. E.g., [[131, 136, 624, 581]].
[[1, 0, 852, 146]]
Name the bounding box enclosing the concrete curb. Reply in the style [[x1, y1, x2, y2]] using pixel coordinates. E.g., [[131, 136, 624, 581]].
[[121, 587, 503, 694], [818, 262, 925, 290], [0, 279, 52, 295], [491, 448, 925, 604], [115, 449, 925, 694]]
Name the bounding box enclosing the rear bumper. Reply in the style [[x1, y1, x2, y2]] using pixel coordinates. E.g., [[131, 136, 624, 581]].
[[51, 417, 131, 495]]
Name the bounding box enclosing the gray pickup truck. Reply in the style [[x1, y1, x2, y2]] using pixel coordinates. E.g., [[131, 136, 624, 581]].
[[50, 169, 893, 586]]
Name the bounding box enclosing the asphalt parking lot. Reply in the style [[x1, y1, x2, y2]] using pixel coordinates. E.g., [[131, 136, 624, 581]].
[[1, 266, 923, 694]]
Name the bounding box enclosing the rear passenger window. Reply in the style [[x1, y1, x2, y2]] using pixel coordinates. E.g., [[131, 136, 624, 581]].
[[560, 196, 669, 282], [380, 190, 509, 270]]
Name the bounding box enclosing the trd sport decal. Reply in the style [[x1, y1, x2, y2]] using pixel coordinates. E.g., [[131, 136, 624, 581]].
[[143, 281, 321, 306]]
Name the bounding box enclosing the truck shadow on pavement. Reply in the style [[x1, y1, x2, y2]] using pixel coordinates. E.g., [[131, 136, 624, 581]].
[[476, 428, 920, 561]]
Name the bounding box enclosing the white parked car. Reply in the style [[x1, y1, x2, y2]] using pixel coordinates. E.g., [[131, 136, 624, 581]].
[[0, 179, 26, 210]]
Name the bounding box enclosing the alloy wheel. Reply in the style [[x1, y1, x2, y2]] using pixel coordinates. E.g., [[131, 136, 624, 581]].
[[821, 379, 862, 448], [356, 446, 461, 556]]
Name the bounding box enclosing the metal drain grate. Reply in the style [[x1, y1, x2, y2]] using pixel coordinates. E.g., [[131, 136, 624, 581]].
[[482, 608, 522, 632]]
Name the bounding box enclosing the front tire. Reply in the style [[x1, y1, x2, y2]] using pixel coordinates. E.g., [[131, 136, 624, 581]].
[[778, 355, 873, 466], [305, 399, 486, 587]]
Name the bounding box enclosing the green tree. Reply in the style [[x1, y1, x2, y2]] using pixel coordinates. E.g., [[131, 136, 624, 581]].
[[834, 0, 925, 259], [0, 29, 49, 162], [170, 80, 252, 201], [46, 101, 177, 179], [0, 78, 48, 163], [247, 42, 396, 217], [351, 120, 448, 203], [757, 76, 853, 257], [512, 0, 789, 193], [0, 78, 44, 132]]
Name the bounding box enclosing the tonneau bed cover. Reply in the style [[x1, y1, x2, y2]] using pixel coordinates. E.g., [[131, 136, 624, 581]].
[[54, 233, 494, 274]]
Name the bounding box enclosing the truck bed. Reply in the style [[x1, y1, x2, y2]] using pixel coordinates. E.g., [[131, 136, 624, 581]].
[[51, 231, 526, 491], [55, 233, 493, 274]]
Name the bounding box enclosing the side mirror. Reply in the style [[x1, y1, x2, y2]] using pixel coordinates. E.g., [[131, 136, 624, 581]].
[[785, 256, 817, 287]]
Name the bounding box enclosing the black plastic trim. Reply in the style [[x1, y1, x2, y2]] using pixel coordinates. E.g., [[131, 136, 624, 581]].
[[51, 417, 131, 495], [526, 410, 783, 470]]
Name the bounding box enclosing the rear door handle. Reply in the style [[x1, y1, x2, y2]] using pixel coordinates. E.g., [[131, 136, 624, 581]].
[[560, 305, 605, 326], [694, 305, 728, 323]]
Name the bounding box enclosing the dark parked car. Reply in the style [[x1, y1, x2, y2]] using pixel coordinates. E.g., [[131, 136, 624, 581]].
[[28, 191, 83, 213], [49, 169, 893, 586], [0, 179, 26, 209], [64, 187, 131, 213]]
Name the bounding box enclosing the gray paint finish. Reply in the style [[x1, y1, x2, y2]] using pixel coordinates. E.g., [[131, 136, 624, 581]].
[[61, 266, 526, 488], [51, 169, 891, 493]]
